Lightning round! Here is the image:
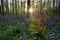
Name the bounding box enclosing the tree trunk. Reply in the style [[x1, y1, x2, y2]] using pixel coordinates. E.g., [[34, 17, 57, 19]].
[[1, 0, 4, 16], [6, 0, 9, 15], [27, 0, 30, 18], [53, 0, 55, 14]]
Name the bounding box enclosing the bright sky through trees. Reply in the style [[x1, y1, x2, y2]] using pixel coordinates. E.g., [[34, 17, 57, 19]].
[[0, 0, 59, 10]]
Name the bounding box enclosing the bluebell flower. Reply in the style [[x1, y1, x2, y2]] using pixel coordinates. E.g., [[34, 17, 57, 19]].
[[48, 16, 54, 22], [37, 14, 41, 19], [0, 31, 3, 34], [50, 35, 57, 40], [12, 23, 17, 28], [49, 26, 55, 34], [57, 15, 60, 20], [14, 16, 18, 19], [45, 34, 48, 39], [49, 24, 55, 30], [3, 16, 7, 19], [22, 23, 26, 29], [49, 25, 55, 34], [49, 29, 54, 34], [40, 22, 44, 26], [23, 32, 27, 39], [9, 29, 13, 33], [45, 22, 50, 26]]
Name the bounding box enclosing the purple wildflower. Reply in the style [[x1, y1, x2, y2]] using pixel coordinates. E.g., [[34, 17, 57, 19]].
[[49, 29, 54, 34], [3, 16, 7, 19], [9, 29, 13, 33], [14, 16, 18, 19], [49, 25, 55, 34], [45, 34, 48, 39], [50, 35, 57, 40], [13, 23, 17, 28], [22, 23, 26, 29], [49, 24, 55, 30], [23, 32, 27, 39], [56, 16, 60, 20], [0, 31, 3, 34], [45, 22, 50, 26], [37, 14, 41, 19], [40, 22, 43, 26]]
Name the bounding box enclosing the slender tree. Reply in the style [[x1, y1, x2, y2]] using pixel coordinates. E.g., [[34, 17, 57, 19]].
[[15, 0, 17, 15], [27, 0, 30, 17], [53, 0, 60, 15], [57, 1, 60, 15], [0, 3, 1, 15], [53, 0, 55, 14], [1, 0, 4, 16], [40, 0, 42, 13], [6, 0, 9, 15], [12, 0, 15, 15]]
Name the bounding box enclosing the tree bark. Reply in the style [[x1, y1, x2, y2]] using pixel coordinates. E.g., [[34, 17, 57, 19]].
[[27, 0, 30, 18], [1, 0, 4, 16]]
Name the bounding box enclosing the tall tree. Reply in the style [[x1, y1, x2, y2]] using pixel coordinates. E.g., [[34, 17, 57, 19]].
[[15, 0, 17, 15], [40, 0, 42, 13], [53, 1, 60, 15], [57, 1, 60, 15], [53, 0, 55, 13], [6, 0, 9, 15], [0, 2, 1, 15], [27, 0, 30, 17], [12, 0, 15, 15], [1, 0, 4, 16]]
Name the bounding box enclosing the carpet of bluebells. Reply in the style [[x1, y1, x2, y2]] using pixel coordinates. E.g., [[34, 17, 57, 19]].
[[0, 15, 60, 40]]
